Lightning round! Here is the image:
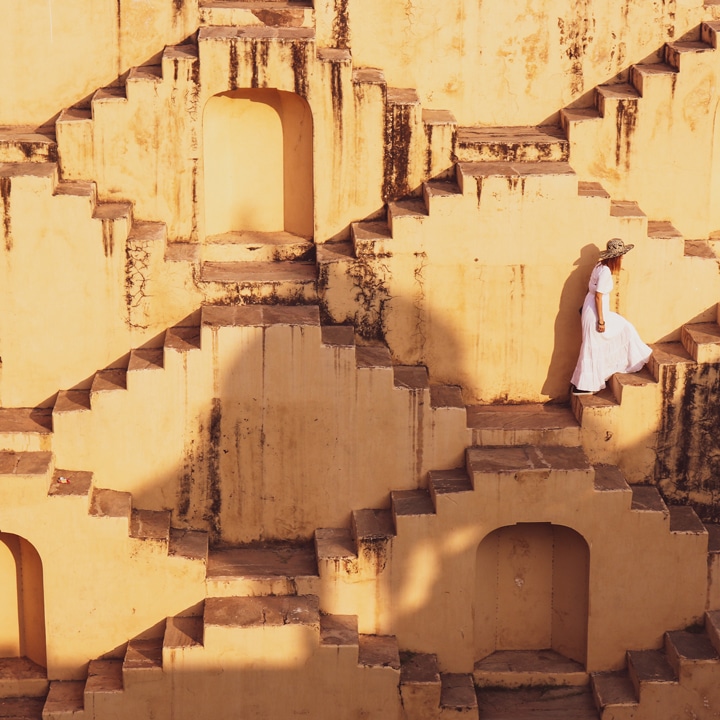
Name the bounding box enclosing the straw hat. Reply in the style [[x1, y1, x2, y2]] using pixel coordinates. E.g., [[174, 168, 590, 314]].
[[599, 238, 634, 259]]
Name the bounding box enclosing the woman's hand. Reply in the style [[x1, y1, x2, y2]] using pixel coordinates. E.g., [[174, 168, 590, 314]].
[[597, 320, 605, 333]]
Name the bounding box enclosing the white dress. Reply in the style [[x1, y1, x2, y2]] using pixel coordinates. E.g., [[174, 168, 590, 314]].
[[571, 263, 652, 392]]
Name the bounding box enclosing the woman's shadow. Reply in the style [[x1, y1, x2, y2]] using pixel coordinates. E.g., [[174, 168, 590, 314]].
[[541, 244, 599, 401]]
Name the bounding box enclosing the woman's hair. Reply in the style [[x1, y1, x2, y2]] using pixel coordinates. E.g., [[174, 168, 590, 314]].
[[601, 255, 623, 274]]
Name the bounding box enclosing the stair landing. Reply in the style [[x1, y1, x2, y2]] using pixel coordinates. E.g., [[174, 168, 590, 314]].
[[474, 649, 588, 688], [476, 685, 597, 719]]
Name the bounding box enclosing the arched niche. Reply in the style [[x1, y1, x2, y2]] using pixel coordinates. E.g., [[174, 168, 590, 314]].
[[203, 88, 313, 239], [0, 533, 46, 667], [474, 523, 589, 666]]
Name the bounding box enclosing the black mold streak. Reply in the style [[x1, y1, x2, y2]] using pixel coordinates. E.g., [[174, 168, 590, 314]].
[[424, 123, 433, 177], [205, 397, 223, 542], [331, 60, 344, 137], [333, 0, 350, 50], [229, 40, 239, 91], [614, 98, 637, 169], [101, 218, 114, 257], [292, 41, 309, 97], [1, 176, 12, 251], [383, 100, 412, 202]]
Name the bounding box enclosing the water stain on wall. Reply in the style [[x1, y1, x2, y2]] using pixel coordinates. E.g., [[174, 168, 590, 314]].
[[0, 177, 11, 251]]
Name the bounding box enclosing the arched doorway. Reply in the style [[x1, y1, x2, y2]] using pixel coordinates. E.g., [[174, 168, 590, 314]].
[[203, 88, 313, 239], [474, 523, 589, 666], [0, 533, 46, 667]]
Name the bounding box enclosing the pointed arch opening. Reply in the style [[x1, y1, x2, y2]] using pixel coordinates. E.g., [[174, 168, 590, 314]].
[[0, 533, 46, 668], [474, 523, 589, 667]]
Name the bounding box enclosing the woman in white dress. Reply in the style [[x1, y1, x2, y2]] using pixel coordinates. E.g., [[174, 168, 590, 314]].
[[571, 238, 652, 394]]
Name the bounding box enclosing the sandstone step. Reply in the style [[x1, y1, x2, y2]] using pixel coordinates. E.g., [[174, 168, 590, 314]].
[[430, 385, 464, 411], [391, 489, 435, 521], [0, 162, 57, 193], [428, 468, 474, 502], [665, 39, 715, 70], [89, 488, 132, 520], [627, 649, 675, 697], [630, 485, 667, 514], [90, 368, 127, 395], [400, 653, 441, 709], [130, 509, 171, 542], [647, 341, 694, 382], [199, 260, 317, 303], [466, 445, 591, 482], [0, 695, 45, 719], [315, 527, 357, 572], [457, 160, 577, 199], [84, 659, 123, 696], [319, 614, 359, 664], [163, 615, 204, 650], [203, 595, 320, 634], [684, 239, 719, 259], [168, 529, 209, 563], [440, 673, 478, 714], [0, 408, 52, 451], [164, 325, 202, 353], [681, 322, 720, 363], [0, 127, 57, 164], [127, 348, 164, 374], [357, 635, 400, 671], [629, 62, 678, 95], [455, 125, 568, 163], [577, 180, 610, 199], [668, 505, 706, 534], [0, 659, 47, 699], [205, 542, 318, 596], [198, 25, 315, 42], [320, 324, 355, 348], [123, 637, 163, 682], [199, 0, 314, 29], [352, 220, 392, 258], [647, 219, 683, 240], [466, 403, 580, 447], [591, 671, 637, 714], [607, 366, 655, 403], [43, 680, 85, 717], [351, 508, 395, 545], [664, 630, 719, 678], [388, 197, 428, 230], [92, 86, 127, 105], [53, 390, 91, 414], [595, 83, 640, 116], [569, 386, 617, 424], [560, 107, 601, 133], [53, 180, 96, 201], [393, 365, 429, 391], [203, 230, 313, 263], [0, 451, 53, 492], [423, 178, 462, 206], [474, 649, 588, 688], [610, 200, 645, 220], [48, 469, 93, 499], [593, 463, 631, 493], [477, 685, 598, 719], [355, 342, 393, 370]]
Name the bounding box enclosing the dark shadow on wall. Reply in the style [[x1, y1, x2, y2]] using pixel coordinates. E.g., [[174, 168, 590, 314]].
[[541, 244, 599, 401]]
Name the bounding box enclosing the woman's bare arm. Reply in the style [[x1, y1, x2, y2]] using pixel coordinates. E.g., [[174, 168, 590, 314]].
[[595, 292, 605, 333]]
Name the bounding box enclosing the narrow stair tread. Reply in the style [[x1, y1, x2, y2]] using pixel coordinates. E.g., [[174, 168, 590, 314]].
[[48, 470, 92, 497], [85, 660, 123, 693], [633, 62, 677, 76], [43, 681, 85, 714], [477, 686, 596, 716], [355, 342, 392, 369], [430, 385, 464, 409], [130, 509, 171, 540], [440, 673, 478, 709], [704, 523, 720, 552], [91, 369, 127, 393], [206, 542, 318, 579], [389, 197, 427, 217], [628, 649, 675, 683], [459, 160, 574, 177], [475, 649, 585, 678], [467, 445, 590, 473], [683, 322, 720, 344], [392, 489, 435, 516], [89, 488, 132, 518], [666, 630, 719, 661], [0, 696, 45, 718], [168, 528, 209, 561], [650, 342, 694, 365], [165, 325, 201, 352], [592, 671, 637, 706], [164, 616, 203, 648], [0, 451, 52, 476], [352, 508, 395, 540], [630, 486, 666, 513], [205, 229, 310, 246], [128, 348, 164, 372], [456, 125, 566, 143], [429, 468, 473, 495], [358, 635, 400, 669], [352, 220, 392, 241], [668, 505, 705, 533], [400, 653, 440, 684], [0, 656, 46, 683], [200, 260, 316, 283], [578, 180, 610, 198], [124, 637, 163, 670], [321, 325, 354, 347], [598, 83, 640, 99], [320, 614, 358, 647], [54, 390, 91, 412], [648, 220, 683, 238], [0, 408, 52, 434], [393, 365, 429, 390], [593, 464, 630, 492], [315, 528, 356, 560], [199, 25, 315, 41], [466, 403, 578, 432], [205, 595, 319, 627]]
